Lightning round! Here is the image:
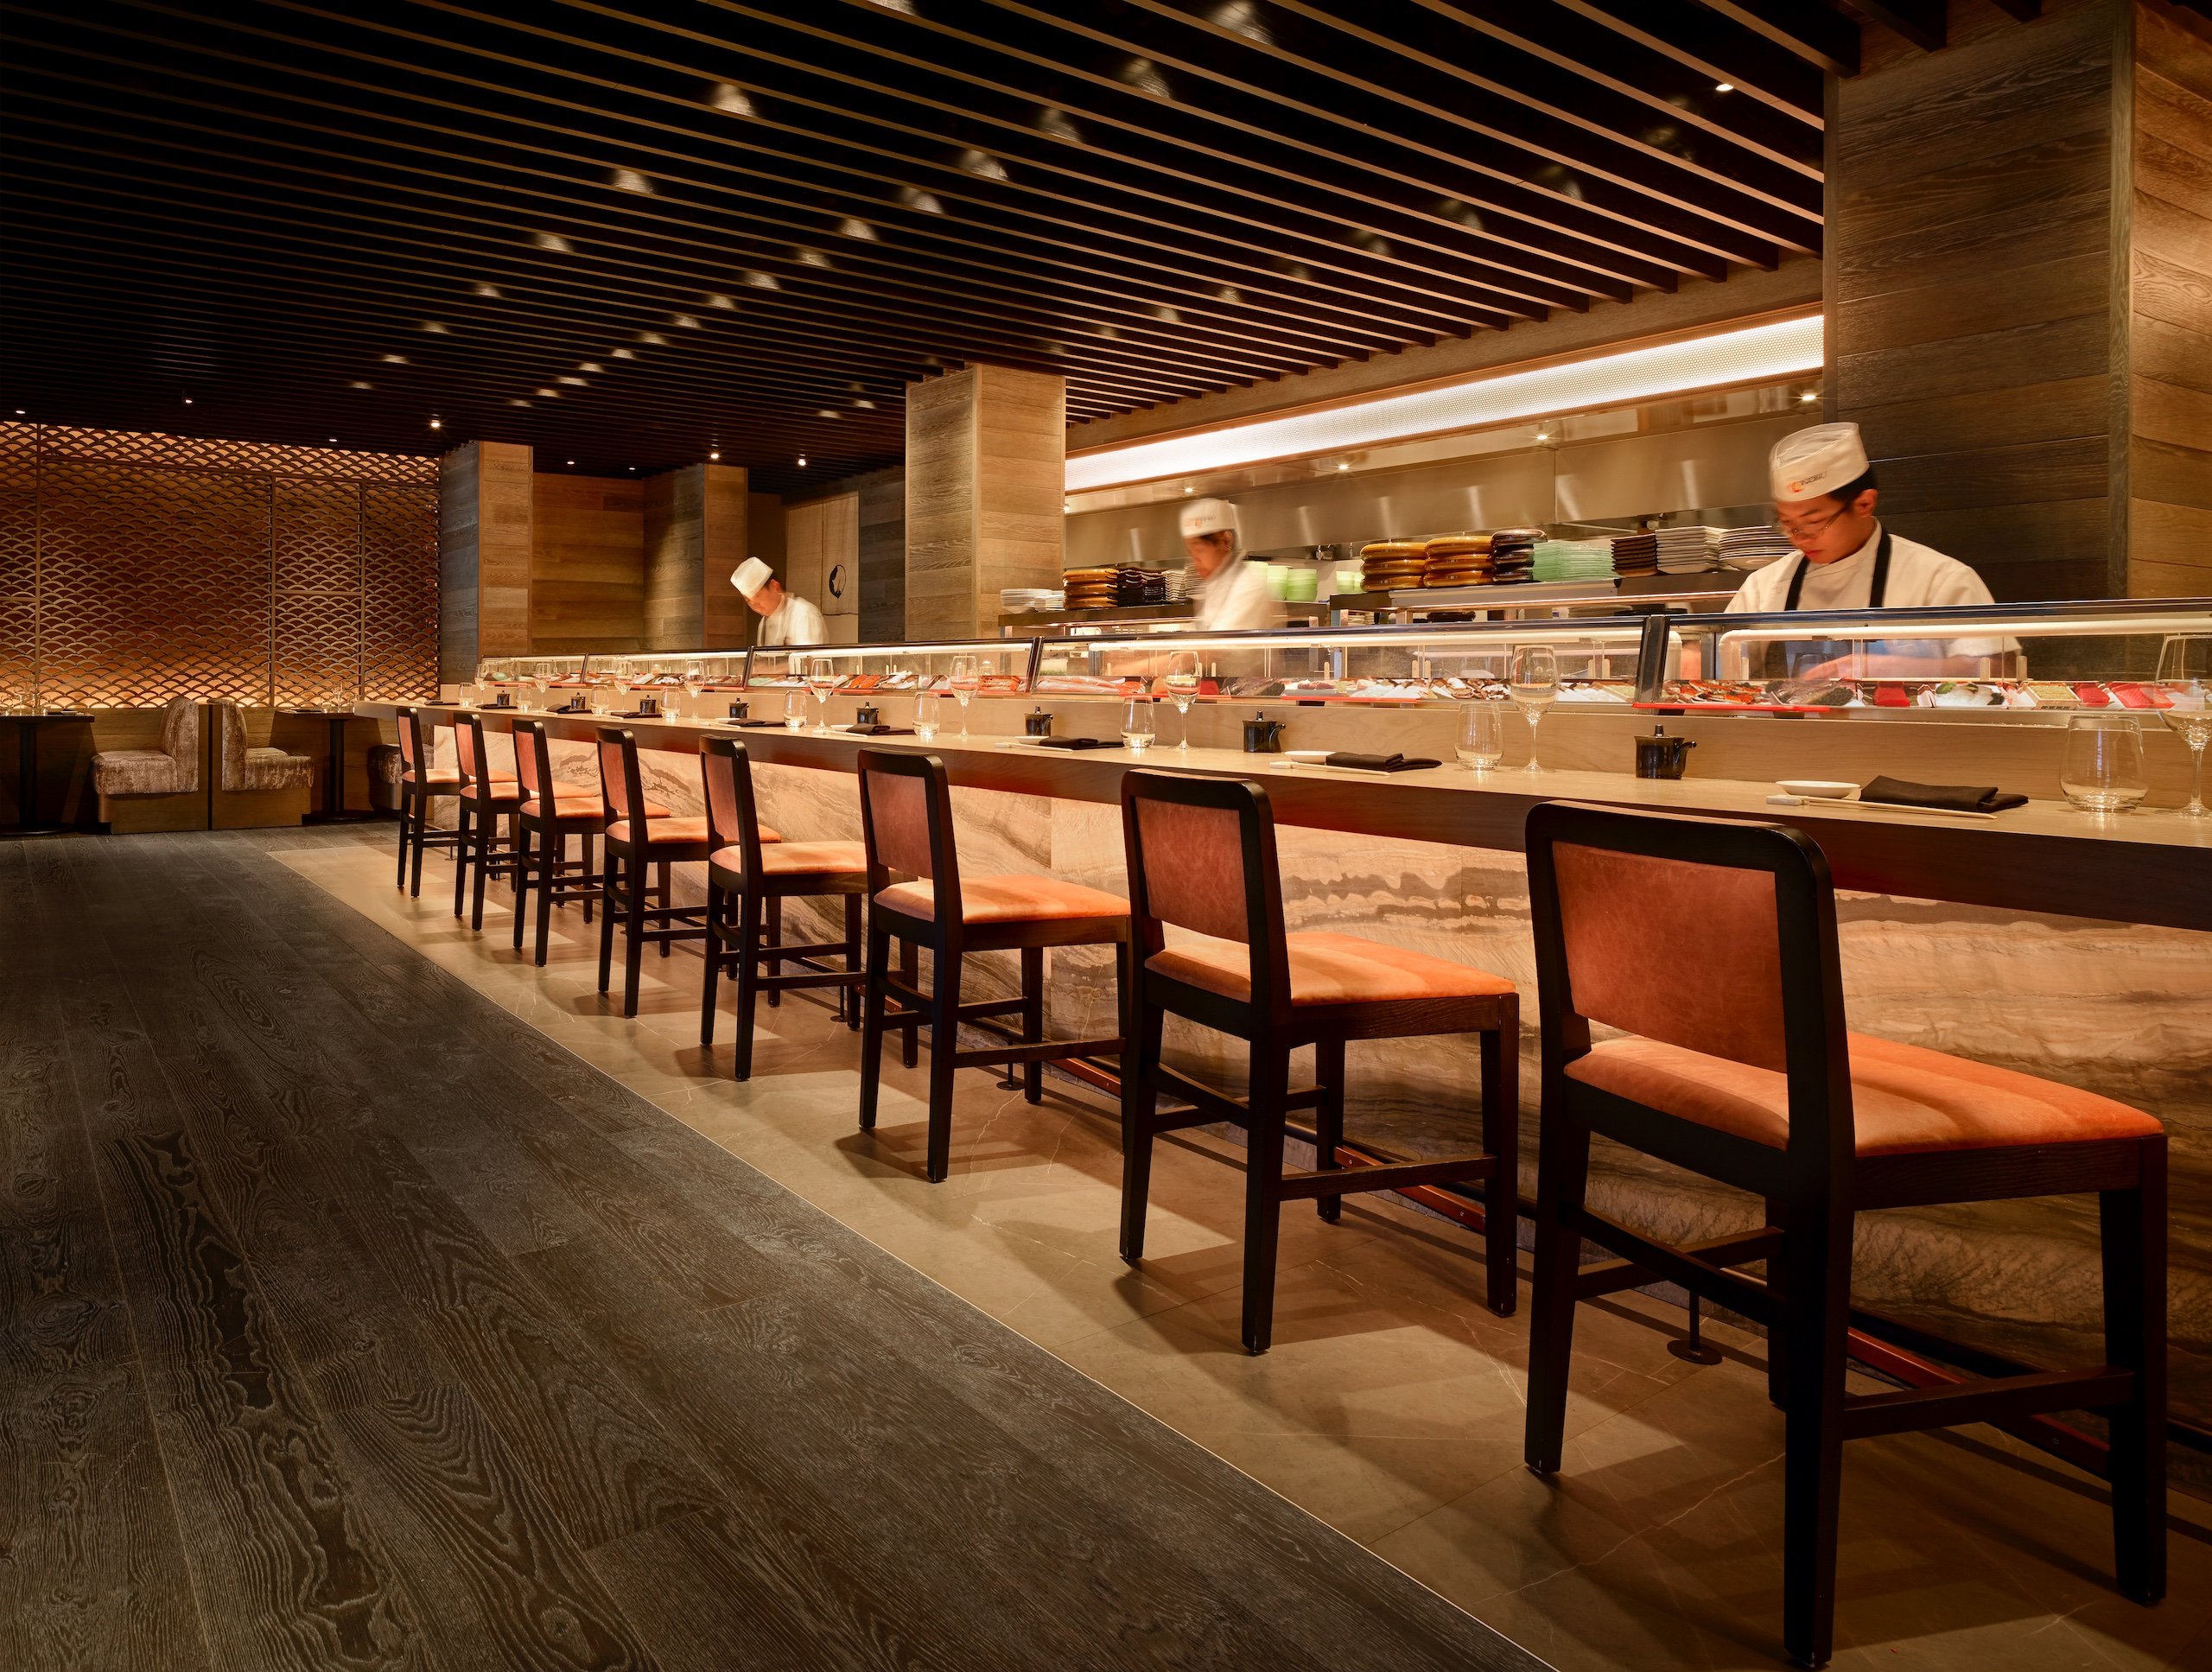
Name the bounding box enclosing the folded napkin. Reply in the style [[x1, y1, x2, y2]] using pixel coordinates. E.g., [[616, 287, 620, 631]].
[[840, 723, 913, 736], [1028, 736, 1121, 750], [1325, 751, 1441, 773], [1861, 775, 2027, 813], [728, 718, 790, 728]]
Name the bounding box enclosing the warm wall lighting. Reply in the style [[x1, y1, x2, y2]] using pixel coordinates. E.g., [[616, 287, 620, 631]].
[[797, 455, 808, 467], [709, 449, 721, 460], [1065, 314, 1825, 493], [429, 417, 442, 429]]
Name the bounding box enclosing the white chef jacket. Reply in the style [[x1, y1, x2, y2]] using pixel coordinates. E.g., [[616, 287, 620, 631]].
[[1193, 559, 1282, 633], [757, 593, 827, 647], [1724, 523, 2006, 664]]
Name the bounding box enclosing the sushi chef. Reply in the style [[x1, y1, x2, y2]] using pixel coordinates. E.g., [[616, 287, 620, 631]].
[[1182, 498, 1282, 633], [730, 556, 825, 647], [1727, 423, 2004, 675]]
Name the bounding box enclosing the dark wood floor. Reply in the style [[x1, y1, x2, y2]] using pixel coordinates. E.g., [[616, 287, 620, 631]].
[[0, 830, 1545, 1672]]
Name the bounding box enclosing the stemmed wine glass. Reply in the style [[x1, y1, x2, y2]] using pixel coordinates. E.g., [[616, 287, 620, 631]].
[[1510, 645, 1560, 773], [949, 654, 981, 740], [2155, 635, 2212, 818], [1163, 650, 1201, 750], [805, 654, 842, 734]]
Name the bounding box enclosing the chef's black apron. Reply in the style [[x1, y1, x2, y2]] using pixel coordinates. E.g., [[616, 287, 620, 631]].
[[1764, 529, 1892, 678]]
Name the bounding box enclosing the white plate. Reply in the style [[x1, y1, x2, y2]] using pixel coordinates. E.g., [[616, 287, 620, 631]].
[[1778, 779, 1859, 799]]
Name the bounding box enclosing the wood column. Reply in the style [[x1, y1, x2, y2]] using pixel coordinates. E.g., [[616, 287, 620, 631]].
[[437, 439, 531, 684], [1827, 0, 2212, 601], [905, 365, 1065, 639], [643, 462, 751, 650], [857, 467, 906, 642]]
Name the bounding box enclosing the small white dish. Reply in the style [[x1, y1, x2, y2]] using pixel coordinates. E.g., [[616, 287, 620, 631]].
[[1777, 779, 1859, 800]]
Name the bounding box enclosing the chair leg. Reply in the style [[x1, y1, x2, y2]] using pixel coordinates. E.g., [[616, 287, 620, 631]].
[[734, 890, 763, 1083], [657, 860, 672, 957], [2102, 1137, 2167, 1603], [1313, 1036, 1344, 1224], [925, 948, 961, 1183], [581, 832, 595, 925], [1118, 995, 1164, 1263], [842, 893, 862, 1031], [1764, 1194, 1789, 1411], [451, 803, 472, 919], [899, 939, 918, 1067], [534, 830, 558, 966], [410, 792, 429, 897], [1779, 1203, 1853, 1672], [470, 808, 493, 931], [1523, 1108, 1591, 1475], [1478, 1016, 1519, 1317], [1020, 945, 1045, 1103], [1239, 1044, 1290, 1356], [597, 846, 619, 995], [512, 821, 532, 950], [700, 877, 724, 1048], [395, 793, 410, 887], [622, 848, 647, 1017], [766, 898, 783, 1006], [858, 918, 890, 1133]]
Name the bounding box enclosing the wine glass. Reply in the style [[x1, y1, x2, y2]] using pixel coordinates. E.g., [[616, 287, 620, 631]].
[[805, 656, 842, 734], [2155, 635, 2212, 818], [1509, 646, 1560, 772], [1163, 650, 1202, 750], [915, 691, 941, 741], [949, 654, 981, 740], [1457, 702, 1504, 773], [2060, 714, 2148, 816], [1121, 696, 1155, 753]]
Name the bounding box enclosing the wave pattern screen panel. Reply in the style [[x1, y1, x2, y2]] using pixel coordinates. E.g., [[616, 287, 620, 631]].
[[0, 422, 438, 709]]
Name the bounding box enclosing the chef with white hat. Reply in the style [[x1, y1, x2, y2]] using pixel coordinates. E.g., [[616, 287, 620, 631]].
[[1180, 497, 1282, 633], [1727, 422, 2004, 674], [730, 556, 826, 647]]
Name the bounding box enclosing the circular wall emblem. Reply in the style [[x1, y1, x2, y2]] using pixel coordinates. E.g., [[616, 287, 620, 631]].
[[828, 561, 848, 600]]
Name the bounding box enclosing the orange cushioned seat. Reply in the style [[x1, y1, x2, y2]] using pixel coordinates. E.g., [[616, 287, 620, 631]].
[[1149, 929, 1517, 1008], [876, 874, 1126, 924], [605, 815, 723, 847], [721, 840, 867, 878], [529, 789, 668, 820], [459, 773, 521, 796], [1567, 1032, 2164, 1157], [405, 766, 463, 786]]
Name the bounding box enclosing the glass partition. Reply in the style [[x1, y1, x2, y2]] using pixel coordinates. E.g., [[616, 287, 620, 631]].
[[741, 639, 1038, 694]]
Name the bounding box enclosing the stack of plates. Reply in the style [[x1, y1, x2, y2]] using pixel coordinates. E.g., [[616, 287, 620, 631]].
[[1001, 588, 1063, 613], [1486, 526, 1541, 585], [1531, 539, 1615, 583], [1655, 525, 1720, 575], [1611, 531, 1659, 576], [1421, 533, 1492, 587], [1116, 567, 1168, 605], [1716, 525, 1795, 572], [1062, 566, 1118, 610], [1358, 540, 1428, 593]]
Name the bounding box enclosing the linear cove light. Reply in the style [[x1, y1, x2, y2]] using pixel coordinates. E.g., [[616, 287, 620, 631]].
[[1064, 315, 1824, 493]]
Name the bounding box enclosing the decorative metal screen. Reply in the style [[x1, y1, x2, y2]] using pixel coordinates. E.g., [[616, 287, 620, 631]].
[[0, 422, 438, 709]]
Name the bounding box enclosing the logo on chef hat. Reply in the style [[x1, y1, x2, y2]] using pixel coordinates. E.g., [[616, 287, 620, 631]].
[[1770, 423, 1867, 504]]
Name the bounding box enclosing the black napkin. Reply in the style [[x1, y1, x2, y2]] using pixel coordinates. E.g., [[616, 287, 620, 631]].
[[1028, 736, 1120, 750], [728, 718, 790, 728], [1325, 751, 1441, 772], [841, 724, 914, 736], [1861, 775, 2027, 813]]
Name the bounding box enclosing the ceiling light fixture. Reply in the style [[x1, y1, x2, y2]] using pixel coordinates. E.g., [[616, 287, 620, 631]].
[[420, 321, 448, 334], [899, 185, 944, 214], [1714, 81, 1735, 93], [533, 232, 574, 253], [612, 347, 636, 359], [474, 282, 501, 298], [510, 399, 531, 407], [672, 314, 700, 329], [183, 396, 194, 404], [709, 449, 721, 461], [708, 81, 755, 116], [610, 168, 653, 194], [537, 387, 558, 397], [381, 353, 410, 364], [704, 292, 736, 309], [797, 455, 807, 467], [1065, 314, 1827, 493], [1800, 390, 1820, 403], [429, 416, 442, 429], [558, 375, 588, 385], [350, 380, 373, 390], [638, 332, 668, 346], [796, 247, 830, 267], [957, 148, 1007, 181], [838, 217, 877, 241], [816, 409, 839, 418], [742, 270, 780, 289]]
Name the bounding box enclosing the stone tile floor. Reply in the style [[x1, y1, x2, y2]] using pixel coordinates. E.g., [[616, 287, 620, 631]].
[[276, 831, 2212, 1672]]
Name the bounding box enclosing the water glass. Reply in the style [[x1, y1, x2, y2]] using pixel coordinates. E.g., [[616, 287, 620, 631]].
[[915, 692, 941, 741], [2061, 713, 2149, 815], [2156, 634, 2212, 818], [1122, 697, 1155, 753], [1457, 703, 1504, 772], [784, 690, 808, 732]]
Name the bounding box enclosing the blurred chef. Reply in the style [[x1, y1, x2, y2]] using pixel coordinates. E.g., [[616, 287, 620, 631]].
[[730, 556, 825, 647], [1182, 498, 1281, 633], [1729, 423, 2001, 675]]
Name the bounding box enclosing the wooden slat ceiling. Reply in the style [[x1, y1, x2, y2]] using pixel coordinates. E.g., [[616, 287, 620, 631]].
[[0, 0, 1978, 492]]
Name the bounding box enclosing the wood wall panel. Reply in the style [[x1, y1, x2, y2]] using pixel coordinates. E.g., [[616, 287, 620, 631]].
[[530, 472, 642, 653], [2131, 2, 2212, 594], [903, 366, 1064, 640], [856, 467, 906, 643], [642, 466, 703, 651], [785, 492, 860, 644], [700, 466, 749, 649]]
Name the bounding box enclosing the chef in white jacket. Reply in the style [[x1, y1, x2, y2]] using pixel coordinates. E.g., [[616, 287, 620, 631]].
[[730, 556, 826, 647], [1181, 498, 1281, 633], [1727, 423, 2005, 675]]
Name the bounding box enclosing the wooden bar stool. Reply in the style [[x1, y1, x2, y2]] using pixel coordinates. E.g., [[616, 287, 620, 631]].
[[699, 737, 863, 1079], [594, 728, 714, 1017], [1521, 801, 2165, 1670], [392, 706, 465, 898], [511, 719, 661, 965], [451, 714, 524, 930], [855, 748, 1128, 1184], [1118, 771, 1519, 1356]]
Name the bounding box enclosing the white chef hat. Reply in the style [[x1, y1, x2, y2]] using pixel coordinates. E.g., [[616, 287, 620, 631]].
[[1179, 497, 1239, 543], [729, 556, 774, 597], [1770, 423, 1870, 503]]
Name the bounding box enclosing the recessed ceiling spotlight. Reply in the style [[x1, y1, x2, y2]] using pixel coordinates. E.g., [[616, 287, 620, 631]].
[[1097, 323, 1119, 339], [420, 321, 448, 334], [474, 282, 501, 298], [1037, 106, 1080, 143], [795, 246, 830, 268], [1183, 486, 1194, 493], [741, 270, 779, 289], [557, 375, 588, 385], [709, 449, 721, 460], [1799, 390, 1819, 403], [638, 331, 668, 346], [1336, 461, 1349, 471], [610, 167, 653, 194], [578, 361, 604, 373], [429, 417, 442, 429], [183, 396, 194, 404], [854, 398, 877, 410], [612, 346, 636, 359], [509, 398, 531, 407], [1214, 284, 1242, 303], [957, 147, 1007, 181], [1120, 56, 1171, 98], [703, 292, 736, 309], [1714, 81, 1734, 93], [533, 231, 574, 253], [381, 353, 410, 364], [1063, 500, 1072, 513], [671, 314, 700, 329], [797, 455, 807, 467], [867, 0, 915, 11], [816, 409, 839, 418], [1150, 304, 1179, 323], [837, 217, 876, 241], [328, 435, 339, 442], [567, 458, 576, 465], [899, 185, 944, 214], [537, 387, 559, 397], [708, 80, 755, 116], [350, 380, 374, 390]]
